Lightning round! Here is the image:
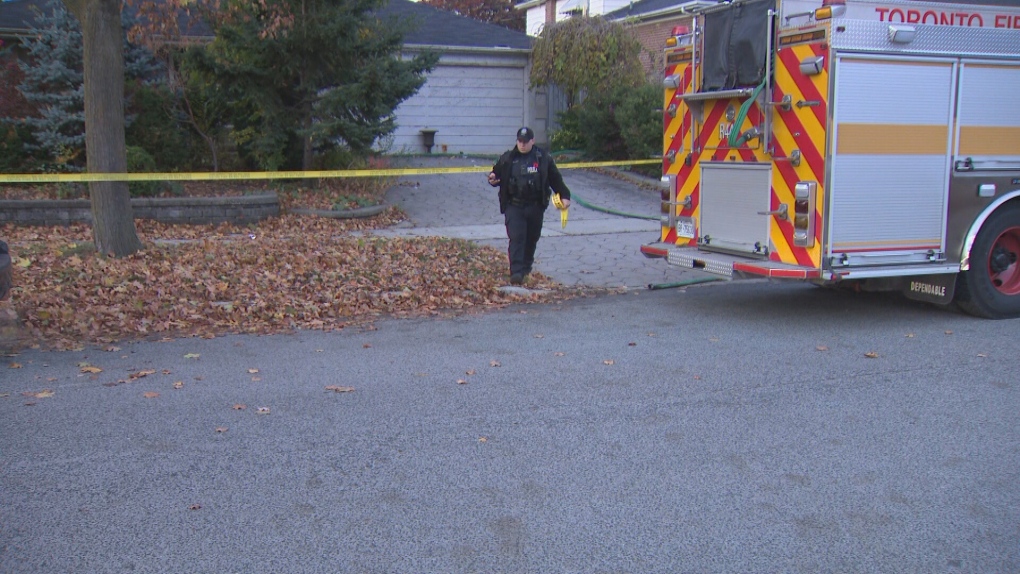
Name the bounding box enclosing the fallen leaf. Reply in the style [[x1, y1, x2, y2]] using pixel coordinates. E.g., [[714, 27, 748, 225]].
[[215, 427, 228, 433], [232, 404, 247, 410], [816, 346, 829, 352], [944, 330, 953, 335], [905, 333, 915, 338], [316, 349, 324, 353], [362, 343, 372, 348], [161, 369, 171, 375], [325, 385, 354, 393], [478, 437, 488, 443], [465, 369, 476, 376], [457, 379, 468, 385], [21, 389, 54, 399], [709, 337, 719, 342], [603, 359, 615, 365], [172, 381, 184, 389], [648, 333, 656, 337], [693, 375, 701, 380], [189, 504, 202, 510], [628, 342, 636, 347], [0, 393, 9, 398], [490, 360, 501, 367], [977, 353, 987, 358], [143, 391, 160, 399], [256, 407, 271, 415], [251, 376, 261, 382], [184, 353, 200, 359], [534, 334, 544, 338], [864, 352, 879, 359], [105, 346, 121, 352], [9, 362, 22, 369], [129, 369, 156, 380], [247, 368, 259, 374]]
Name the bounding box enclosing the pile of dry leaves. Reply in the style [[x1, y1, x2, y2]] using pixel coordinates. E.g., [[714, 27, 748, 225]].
[[1, 183, 578, 351]]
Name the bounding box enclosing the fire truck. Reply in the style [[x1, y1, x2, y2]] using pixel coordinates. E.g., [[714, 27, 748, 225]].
[[640, 0, 1020, 318]]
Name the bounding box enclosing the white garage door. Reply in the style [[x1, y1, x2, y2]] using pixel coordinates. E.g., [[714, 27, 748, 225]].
[[388, 55, 528, 156]]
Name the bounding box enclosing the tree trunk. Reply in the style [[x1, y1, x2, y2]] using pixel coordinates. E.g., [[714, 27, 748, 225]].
[[302, 95, 314, 187], [64, 0, 143, 257]]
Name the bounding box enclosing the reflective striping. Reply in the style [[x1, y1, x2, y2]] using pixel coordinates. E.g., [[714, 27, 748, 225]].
[[777, 45, 828, 129], [771, 42, 828, 268], [771, 89, 826, 182], [663, 59, 693, 177], [837, 123, 949, 155], [733, 262, 822, 279], [958, 126, 1020, 155], [0, 159, 660, 184]]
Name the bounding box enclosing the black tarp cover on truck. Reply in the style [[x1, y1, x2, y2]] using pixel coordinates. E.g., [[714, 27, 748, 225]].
[[701, 0, 773, 91]]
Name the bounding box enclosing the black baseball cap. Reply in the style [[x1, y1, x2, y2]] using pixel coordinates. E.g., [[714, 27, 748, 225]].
[[516, 127, 534, 142]]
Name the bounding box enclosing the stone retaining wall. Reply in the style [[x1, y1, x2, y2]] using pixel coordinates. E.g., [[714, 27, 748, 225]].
[[0, 193, 280, 226]]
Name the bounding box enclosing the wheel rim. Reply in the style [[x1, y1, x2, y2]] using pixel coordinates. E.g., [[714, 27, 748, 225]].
[[987, 225, 1020, 296]]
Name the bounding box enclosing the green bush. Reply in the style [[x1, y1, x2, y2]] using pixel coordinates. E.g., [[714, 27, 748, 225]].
[[0, 123, 33, 173], [615, 83, 662, 161], [555, 83, 662, 164], [549, 108, 585, 152], [125, 145, 166, 197], [125, 81, 198, 172]]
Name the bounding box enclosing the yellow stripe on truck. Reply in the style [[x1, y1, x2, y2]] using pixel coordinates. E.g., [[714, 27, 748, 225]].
[[836, 124, 949, 155], [959, 126, 1020, 156]]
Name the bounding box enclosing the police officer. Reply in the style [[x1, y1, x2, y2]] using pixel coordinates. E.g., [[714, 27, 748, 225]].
[[487, 127, 571, 285]]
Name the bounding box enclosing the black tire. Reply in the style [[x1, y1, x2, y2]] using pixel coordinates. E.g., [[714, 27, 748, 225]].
[[955, 203, 1020, 319]]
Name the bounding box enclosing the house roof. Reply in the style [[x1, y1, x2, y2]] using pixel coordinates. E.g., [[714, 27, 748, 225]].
[[379, 0, 532, 50], [0, 0, 45, 36], [0, 0, 213, 39], [603, 0, 716, 22], [0, 0, 531, 50]]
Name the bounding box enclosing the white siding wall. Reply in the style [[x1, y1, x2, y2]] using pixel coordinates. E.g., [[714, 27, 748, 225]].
[[526, 0, 634, 36], [388, 51, 538, 156]]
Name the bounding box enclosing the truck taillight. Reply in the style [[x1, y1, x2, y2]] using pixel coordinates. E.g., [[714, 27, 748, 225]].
[[661, 176, 675, 229], [793, 181, 817, 248]]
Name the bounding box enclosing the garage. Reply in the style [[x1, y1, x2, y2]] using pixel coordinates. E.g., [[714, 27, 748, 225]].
[[388, 51, 534, 156], [381, 1, 545, 156]]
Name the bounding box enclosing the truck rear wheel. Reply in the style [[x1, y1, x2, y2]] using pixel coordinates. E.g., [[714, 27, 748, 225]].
[[955, 204, 1020, 319]]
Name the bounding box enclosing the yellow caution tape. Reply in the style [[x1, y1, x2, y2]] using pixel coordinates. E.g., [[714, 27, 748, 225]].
[[551, 193, 568, 229], [0, 158, 660, 184]]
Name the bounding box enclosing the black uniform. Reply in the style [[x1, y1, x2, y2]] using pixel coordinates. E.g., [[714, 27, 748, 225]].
[[490, 145, 571, 278]]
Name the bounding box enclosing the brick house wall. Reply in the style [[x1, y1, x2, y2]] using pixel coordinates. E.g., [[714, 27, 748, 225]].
[[628, 16, 695, 80]]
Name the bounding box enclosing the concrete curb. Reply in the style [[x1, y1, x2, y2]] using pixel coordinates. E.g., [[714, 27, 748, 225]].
[[289, 204, 389, 219], [0, 193, 280, 226]]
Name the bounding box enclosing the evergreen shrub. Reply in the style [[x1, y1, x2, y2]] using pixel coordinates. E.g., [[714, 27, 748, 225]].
[[126, 145, 167, 197]]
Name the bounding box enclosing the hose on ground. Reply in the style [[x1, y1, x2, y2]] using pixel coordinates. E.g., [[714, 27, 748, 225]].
[[647, 276, 722, 290]]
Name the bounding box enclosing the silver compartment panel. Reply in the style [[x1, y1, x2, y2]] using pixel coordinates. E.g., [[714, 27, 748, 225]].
[[699, 162, 772, 256]]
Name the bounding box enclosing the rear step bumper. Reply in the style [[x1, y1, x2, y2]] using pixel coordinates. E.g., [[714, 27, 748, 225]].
[[641, 242, 961, 281], [641, 242, 821, 280]]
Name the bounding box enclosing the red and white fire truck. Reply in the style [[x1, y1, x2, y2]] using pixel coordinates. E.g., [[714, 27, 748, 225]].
[[640, 0, 1020, 318]]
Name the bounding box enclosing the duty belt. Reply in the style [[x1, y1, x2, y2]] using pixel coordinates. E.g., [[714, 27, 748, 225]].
[[509, 197, 539, 207]]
